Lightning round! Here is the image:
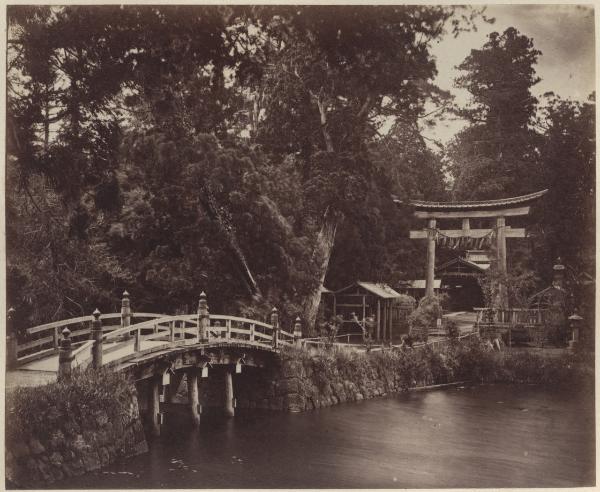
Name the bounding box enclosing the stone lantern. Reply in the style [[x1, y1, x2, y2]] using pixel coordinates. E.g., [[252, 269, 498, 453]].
[[567, 311, 583, 351]]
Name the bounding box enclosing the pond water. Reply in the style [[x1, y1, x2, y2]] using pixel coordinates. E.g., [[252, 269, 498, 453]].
[[53, 383, 594, 489]]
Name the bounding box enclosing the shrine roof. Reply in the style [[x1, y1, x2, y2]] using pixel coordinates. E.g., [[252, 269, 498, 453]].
[[335, 281, 402, 299], [436, 257, 488, 273], [399, 189, 548, 212]]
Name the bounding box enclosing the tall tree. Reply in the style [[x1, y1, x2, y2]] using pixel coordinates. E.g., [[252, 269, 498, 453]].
[[449, 27, 543, 199], [238, 6, 481, 330], [535, 94, 595, 276]]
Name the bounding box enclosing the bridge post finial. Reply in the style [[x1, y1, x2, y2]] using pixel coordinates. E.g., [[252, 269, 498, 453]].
[[91, 308, 103, 369], [198, 292, 209, 342], [58, 327, 73, 381], [293, 316, 303, 348], [6, 307, 18, 369], [121, 290, 131, 327], [271, 307, 279, 349]]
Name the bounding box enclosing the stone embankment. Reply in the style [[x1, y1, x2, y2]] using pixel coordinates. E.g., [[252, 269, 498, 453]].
[[232, 342, 593, 412], [6, 371, 148, 488], [234, 347, 422, 412]]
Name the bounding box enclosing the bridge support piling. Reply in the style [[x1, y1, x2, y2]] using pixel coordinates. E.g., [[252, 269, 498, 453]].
[[91, 309, 103, 369], [149, 376, 161, 437], [187, 369, 201, 426], [167, 372, 183, 403], [58, 328, 73, 381], [224, 370, 235, 417]]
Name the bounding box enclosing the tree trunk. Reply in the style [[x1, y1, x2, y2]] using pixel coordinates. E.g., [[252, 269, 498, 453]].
[[315, 90, 334, 152], [198, 193, 262, 300], [303, 206, 340, 335]]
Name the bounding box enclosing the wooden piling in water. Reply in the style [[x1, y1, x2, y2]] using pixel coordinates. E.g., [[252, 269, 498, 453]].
[[188, 369, 201, 426], [224, 370, 235, 417], [149, 376, 161, 437]]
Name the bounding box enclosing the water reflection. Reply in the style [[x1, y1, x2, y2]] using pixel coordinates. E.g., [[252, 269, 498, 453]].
[[52, 383, 594, 489]]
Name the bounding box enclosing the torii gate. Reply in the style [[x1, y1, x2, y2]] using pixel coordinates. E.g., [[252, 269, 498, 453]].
[[398, 190, 548, 308]]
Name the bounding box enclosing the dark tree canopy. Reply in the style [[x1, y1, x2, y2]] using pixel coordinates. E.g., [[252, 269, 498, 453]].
[[7, 6, 593, 334]]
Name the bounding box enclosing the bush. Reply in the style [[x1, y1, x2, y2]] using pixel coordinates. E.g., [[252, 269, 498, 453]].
[[6, 368, 135, 446], [408, 295, 443, 342]]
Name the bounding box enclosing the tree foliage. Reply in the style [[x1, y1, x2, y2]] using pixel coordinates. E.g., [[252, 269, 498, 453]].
[[449, 27, 543, 200]]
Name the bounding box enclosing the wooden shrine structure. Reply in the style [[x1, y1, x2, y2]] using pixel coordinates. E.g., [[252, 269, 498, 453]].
[[330, 282, 415, 341], [399, 190, 548, 309]]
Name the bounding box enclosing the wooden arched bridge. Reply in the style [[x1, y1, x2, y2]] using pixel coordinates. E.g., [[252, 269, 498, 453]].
[[7, 291, 480, 435], [7, 292, 309, 434]]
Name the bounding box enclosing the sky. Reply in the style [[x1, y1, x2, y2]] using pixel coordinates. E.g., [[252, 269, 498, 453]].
[[425, 3, 596, 144]]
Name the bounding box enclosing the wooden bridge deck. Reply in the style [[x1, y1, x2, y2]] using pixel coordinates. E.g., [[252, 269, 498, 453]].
[[6, 340, 170, 389]]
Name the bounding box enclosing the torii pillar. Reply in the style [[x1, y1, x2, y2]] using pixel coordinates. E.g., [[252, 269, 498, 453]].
[[400, 190, 548, 308]]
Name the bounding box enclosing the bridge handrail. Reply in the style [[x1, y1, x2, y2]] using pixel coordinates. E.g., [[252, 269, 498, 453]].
[[17, 335, 54, 352], [103, 314, 197, 341], [278, 328, 294, 339], [26, 313, 120, 335], [209, 314, 273, 330], [72, 340, 95, 361], [26, 312, 164, 336]]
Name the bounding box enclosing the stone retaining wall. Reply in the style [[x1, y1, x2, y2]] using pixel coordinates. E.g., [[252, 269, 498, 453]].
[[234, 349, 406, 412], [6, 384, 148, 488]]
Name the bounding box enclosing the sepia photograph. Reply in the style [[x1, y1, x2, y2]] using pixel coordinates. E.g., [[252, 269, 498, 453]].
[[3, 3, 596, 489]]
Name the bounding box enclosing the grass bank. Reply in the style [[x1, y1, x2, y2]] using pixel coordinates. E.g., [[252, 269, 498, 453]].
[[6, 368, 148, 487]]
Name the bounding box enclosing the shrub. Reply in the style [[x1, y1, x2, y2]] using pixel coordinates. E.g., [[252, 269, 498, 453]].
[[446, 320, 459, 338], [408, 295, 443, 342], [6, 368, 135, 446]]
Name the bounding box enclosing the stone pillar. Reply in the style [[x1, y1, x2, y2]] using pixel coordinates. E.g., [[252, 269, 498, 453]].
[[6, 307, 18, 369], [496, 216, 508, 309], [224, 370, 235, 417], [121, 290, 131, 327], [149, 376, 161, 437], [91, 308, 103, 369], [426, 218, 436, 297], [294, 317, 302, 348], [197, 291, 209, 342], [58, 327, 73, 381], [271, 307, 279, 349], [187, 369, 201, 426]]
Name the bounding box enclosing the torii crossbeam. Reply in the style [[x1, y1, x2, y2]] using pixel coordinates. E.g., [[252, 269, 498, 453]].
[[397, 190, 548, 308]]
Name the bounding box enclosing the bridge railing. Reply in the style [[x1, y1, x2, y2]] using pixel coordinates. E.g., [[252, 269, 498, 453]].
[[16, 292, 304, 378], [474, 307, 546, 327], [13, 306, 164, 367]]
